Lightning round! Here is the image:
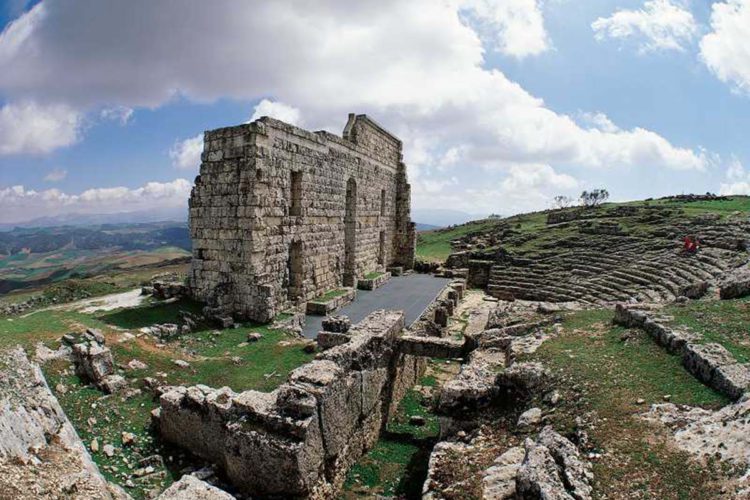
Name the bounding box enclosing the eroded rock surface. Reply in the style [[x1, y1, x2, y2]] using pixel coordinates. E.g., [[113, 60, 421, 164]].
[[157, 475, 232, 500], [0, 347, 128, 499], [516, 427, 593, 500]]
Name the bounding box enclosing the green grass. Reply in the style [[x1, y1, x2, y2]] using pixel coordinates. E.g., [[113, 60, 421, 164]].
[[311, 288, 349, 303], [9, 295, 316, 498], [416, 219, 501, 262], [343, 367, 449, 499], [44, 360, 182, 499], [364, 271, 385, 280], [526, 308, 730, 499], [664, 297, 750, 363], [414, 195, 750, 264]]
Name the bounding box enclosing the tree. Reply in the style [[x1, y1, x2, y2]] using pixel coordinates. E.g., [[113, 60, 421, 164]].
[[580, 189, 609, 208], [552, 195, 574, 209]]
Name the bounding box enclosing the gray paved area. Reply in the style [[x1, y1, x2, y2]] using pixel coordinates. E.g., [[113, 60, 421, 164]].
[[302, 274, 451, 338]]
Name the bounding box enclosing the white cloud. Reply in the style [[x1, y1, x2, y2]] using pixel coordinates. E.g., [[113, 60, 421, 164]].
[[592, 0, 698, 53], [0, 0, 711, 214], [0, 178, 192, 223], [719, 158, 750, 195], [43, 168, 67, 182], [501, 163, 578, 191], [0, 101, 81, 155], [250, 99, 303, 126], [578, 112, 621, 133], [100, 105, 133, 125], [700, 0, 750, 94], [169, 134, 203, 170], [460, 0, 550, 58]]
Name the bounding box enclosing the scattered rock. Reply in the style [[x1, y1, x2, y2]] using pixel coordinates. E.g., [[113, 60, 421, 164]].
[[158, 474, 234, 499], [121, 432, 136, 447], [247, 332, 263, 342], [90, 438, 99, 453], [103, 444, 115, 457], [126, 359, 148, 371], [409, 415, 426, 426], [173, 360, 190, 369], [517, 407, 542, 429]]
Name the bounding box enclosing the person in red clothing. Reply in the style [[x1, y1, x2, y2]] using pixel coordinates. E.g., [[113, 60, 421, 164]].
[[683, 235, 697, 254]]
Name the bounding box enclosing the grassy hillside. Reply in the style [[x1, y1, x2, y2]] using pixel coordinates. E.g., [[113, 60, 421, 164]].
[[416, 195, 750, 262]]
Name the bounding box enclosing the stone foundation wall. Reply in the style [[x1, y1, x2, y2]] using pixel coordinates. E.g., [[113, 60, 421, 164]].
[[157, 310, 424, 498], [614, 304, 750, 400], [189, 114, 416, 322]]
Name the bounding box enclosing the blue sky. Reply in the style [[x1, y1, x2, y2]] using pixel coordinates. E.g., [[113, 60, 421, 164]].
[[1, 0, 749, 223]]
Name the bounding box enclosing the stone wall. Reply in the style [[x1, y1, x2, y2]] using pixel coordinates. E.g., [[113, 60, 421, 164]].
[[189, 114, 416, 322], [157, 310, 424, 498]]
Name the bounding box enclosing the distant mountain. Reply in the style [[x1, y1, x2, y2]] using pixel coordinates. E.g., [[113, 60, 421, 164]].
[[0, 208, 188, 231], [415, 222, 440, 232], [0, 222, 190, 255], [411, 209, 489, 228]]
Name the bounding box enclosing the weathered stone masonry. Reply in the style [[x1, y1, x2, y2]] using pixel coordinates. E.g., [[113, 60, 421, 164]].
[[189, 114, 416, 322]]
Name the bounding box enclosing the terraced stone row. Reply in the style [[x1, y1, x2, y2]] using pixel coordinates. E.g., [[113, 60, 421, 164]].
[[487, 238, 744, 305]]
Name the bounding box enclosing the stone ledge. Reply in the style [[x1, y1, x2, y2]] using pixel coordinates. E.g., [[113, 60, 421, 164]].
[[306, 288, 357, 315], [357, 272, 391, 291]]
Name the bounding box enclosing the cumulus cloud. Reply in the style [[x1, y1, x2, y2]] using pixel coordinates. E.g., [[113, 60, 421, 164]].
[[719, 158, 750, 195], [250, 99, 303, 126], [460, 0, 550, 58], [700, 0, 750, 93], [0, 101, 81, 155], [0, 179, 192, 223], [43, 168, 67, 182], [592, 0, 698, 53], [0, 0, 712, 214], [169, 134, 203, 170], [100, 105, 133, 125]]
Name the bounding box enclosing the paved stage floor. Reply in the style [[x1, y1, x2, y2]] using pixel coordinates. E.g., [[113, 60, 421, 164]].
[[301, 273, 451, 338]]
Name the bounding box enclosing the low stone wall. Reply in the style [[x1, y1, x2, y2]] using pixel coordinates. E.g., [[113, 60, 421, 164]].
[[305, 288, 357, 315], [614, 304, 750, 399], [357, 271, 391, 291], [719, 269, 750, 300], [157, 310, 424, 498]]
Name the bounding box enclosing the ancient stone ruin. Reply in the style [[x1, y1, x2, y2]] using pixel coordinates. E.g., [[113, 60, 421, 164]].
[[188, 114, 416, 323]]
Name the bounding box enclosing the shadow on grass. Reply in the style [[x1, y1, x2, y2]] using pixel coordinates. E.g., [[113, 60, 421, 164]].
[[97, 298, 204, 329]]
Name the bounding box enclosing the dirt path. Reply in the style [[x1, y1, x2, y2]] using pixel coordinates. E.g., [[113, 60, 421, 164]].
[[21, 288, 147, 318]]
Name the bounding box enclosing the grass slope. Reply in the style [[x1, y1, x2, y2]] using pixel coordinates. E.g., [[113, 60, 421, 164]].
[[527, 309, 731, 499], [416, 195, 750, 263]]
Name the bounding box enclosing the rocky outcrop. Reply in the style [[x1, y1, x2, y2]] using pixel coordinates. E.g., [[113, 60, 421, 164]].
[[157, 310, 424, 498], [482, 446, 525, 499], [157, 475, 233, 500], [516, 427, 593, 500], [646, 396, 750, 496], [0, 347, 128, 499]]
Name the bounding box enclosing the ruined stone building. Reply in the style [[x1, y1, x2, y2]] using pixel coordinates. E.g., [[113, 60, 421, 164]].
[[188, 114, 416, 322]]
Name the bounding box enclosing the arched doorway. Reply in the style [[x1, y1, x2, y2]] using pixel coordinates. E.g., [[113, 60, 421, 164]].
[[344, 178, 357, 286]]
